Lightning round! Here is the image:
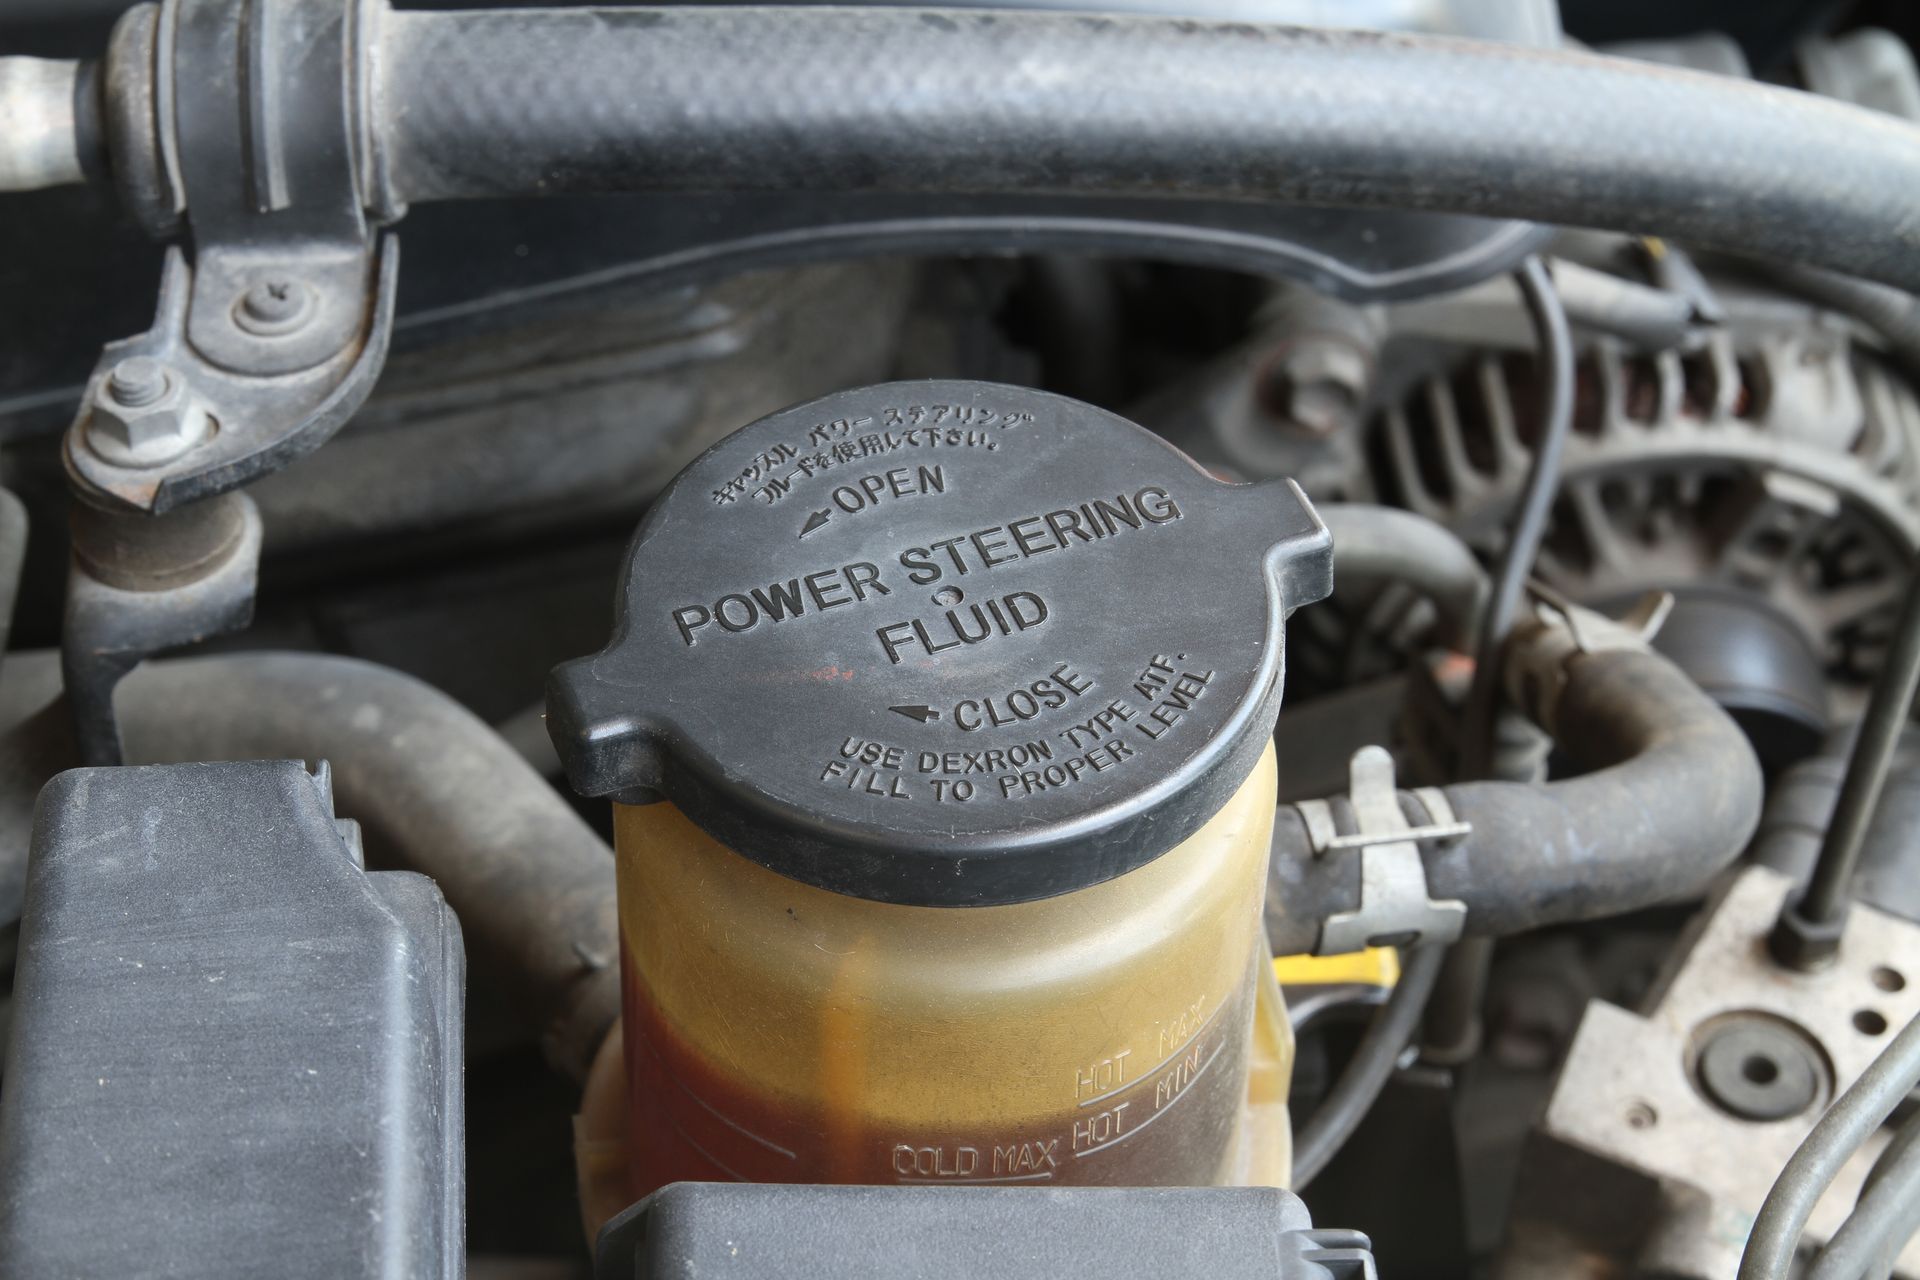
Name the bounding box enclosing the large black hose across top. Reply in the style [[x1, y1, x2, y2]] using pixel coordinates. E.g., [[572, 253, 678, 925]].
[[374, 7, 1920, 291]]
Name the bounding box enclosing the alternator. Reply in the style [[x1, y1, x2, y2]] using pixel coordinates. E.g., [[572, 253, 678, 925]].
[[1363, 316, 1920, 730]]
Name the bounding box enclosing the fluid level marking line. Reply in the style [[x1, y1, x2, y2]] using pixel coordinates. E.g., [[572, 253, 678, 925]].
[[635, 1021, 798, 1160], [897, 1172, 1055, 1185], [683, 1077, 798, 1159], [1076, 997, 1225, 1109], [1072, 1039, 1225, 1160], [662, 1110, 757, 1183]]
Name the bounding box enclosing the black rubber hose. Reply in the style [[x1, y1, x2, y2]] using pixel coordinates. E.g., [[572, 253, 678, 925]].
[[1291, 944, 1446, 1189], [1265, 641, 1765, 954], [374, 8, 1920, 291], [1317, 504, 1487, 651], [111, 653, 620, 1083]]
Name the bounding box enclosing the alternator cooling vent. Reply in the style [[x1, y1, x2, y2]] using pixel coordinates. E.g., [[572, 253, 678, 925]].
[[1364, 329, 1920, 701]]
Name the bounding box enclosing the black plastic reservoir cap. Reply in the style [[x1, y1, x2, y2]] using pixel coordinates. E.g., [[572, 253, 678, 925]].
[[548, 381, 1331, 906]]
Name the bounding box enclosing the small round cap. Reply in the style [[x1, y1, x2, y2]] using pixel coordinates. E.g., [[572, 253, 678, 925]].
[[549, 381, 1331, 905]]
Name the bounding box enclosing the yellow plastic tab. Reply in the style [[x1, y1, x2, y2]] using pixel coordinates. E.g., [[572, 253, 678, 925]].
[[1271, 947, 1401, 989]]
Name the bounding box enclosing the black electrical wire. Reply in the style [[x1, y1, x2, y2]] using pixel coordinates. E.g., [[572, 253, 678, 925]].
[[1291, 943, 1447, 1189], [1418, 256, 1573, 1061], [1291, 259, 1572, 1143], [1462, 255, 1575, 778], [1810, 1110, 1920, 1280], [1742, 1009, 1920, 1280]]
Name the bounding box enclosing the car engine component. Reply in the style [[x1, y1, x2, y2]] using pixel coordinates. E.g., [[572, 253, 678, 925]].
[[550, 380, 1327, 1200], [3, 0, 1920, 1276], [0, 759, 463, 1276], [1503, 868, 1920, 1279], [593, 1182, 1372, 1280]]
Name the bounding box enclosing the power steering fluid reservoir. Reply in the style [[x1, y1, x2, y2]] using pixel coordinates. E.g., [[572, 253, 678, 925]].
[[549, 381, 1331, 1199]]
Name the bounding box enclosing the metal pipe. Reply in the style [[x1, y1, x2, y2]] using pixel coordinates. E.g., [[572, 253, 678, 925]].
[[1810, 1111, 1920, 1280], [0, 58, 90, 193], [1773, 581, 1920, 970], [1741, 1009, 1920, 1280]]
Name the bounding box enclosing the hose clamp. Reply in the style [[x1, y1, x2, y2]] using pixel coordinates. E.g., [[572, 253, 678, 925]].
[[1296, 746, 1468, 955], [70, 0, 397, 515], [1508, 585, 1673, 731]]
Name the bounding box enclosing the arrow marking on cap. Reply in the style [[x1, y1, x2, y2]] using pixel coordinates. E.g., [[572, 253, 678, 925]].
[[890, 704, 940, 723], [799, 509, 832, 538]]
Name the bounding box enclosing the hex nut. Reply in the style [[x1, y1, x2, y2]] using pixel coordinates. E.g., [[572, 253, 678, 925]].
[[87, 359, 213, 469]]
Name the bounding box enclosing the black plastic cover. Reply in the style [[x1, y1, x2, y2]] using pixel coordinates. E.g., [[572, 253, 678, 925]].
[[0, 760, 464, 1279], [596, 1182, 1376, 1280], [550, 380, 1331, 906]]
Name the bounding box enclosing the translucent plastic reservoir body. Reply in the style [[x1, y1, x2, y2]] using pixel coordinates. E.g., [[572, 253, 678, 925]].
[[614, 743, 1290, 1197]]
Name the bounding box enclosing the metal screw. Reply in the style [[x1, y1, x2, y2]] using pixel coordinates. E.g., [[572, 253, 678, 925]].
[[105, 357, 170, 409], [234, 278, 315, 336]]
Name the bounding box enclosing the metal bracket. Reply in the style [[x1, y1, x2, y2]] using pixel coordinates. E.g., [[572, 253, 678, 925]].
[[67, 0, 396, 515], [62, 493, 264, 764], [57, 0, 395, 760], [1525, 581, 1673, 657], [1300, 746, 1468, 955]]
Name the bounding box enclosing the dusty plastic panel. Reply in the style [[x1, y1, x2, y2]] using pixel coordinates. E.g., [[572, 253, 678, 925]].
[[594, 1182, 1377, 1279], [0, 760, 465, 1279]]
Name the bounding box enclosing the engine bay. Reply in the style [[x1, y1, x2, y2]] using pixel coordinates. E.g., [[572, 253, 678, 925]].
[[4, 2, 1920, 1276]]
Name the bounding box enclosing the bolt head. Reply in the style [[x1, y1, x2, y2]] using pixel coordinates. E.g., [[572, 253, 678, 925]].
[[1265, 338, 1370, 436]]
